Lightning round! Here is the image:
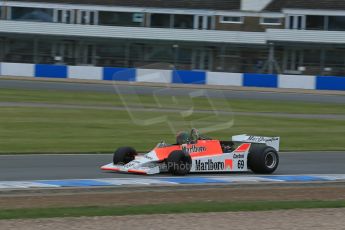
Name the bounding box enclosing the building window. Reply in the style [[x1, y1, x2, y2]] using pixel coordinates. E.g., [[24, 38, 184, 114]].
[[150, 14, 193, 29], [194, 15, 214, 30], [305, 15, 345, 31], [97, 42, 126, 67], [151, 14, 171, 28], [54, 9, 75, 24], [219, 16, 243, 24], [260, 17, 282, 25], [328, 16, 345, 31], [7, 38, 34, 63], [174, 15, 193, 29], [287, 15, 305, 30], [77, 10, 97, 25], [99, 11, 144, 27], [325, 50, 345, 68], [303, 49, 321, 66], [36, 40, 54, 64], [11, 7, 53, 22], [306, 15, 325, 30]]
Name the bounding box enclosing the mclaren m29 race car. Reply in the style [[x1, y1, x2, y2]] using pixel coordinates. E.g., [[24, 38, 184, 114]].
[[101, 129, 280, 175]]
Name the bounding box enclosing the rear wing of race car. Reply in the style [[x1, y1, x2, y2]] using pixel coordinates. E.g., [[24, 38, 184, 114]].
[[232, 134, 280, 151]]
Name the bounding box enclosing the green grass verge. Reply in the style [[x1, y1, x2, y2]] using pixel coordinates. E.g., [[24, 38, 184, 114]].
[[1, 200, 345, 220], [0, 107, 344, 153], [0, 88, 344, 153]]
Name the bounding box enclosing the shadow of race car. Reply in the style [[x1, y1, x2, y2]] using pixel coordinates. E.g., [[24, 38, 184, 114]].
[[101, 129, 280, 175]]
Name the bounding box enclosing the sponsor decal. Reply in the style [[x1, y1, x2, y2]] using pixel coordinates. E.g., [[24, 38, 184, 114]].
[[238, 160, 245, 169], [225, 159, 233, 170], [143, 155, 154, 160], [182, 145, 206, 154], [233, 153, 245, 159], [124, 161, 140, 168], [195, 159, 224, 171], [247, 136, 279, 143]]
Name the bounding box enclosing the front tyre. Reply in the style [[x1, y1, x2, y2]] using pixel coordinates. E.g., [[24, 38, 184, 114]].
[[166, 150, 192, 176], [248, 146, 279, 174], [113, 147, 137, 165]]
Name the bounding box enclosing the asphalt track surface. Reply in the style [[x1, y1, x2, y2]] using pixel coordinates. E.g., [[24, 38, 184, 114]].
[[1, 79, 345, 104], [0, 152, 345, 181]]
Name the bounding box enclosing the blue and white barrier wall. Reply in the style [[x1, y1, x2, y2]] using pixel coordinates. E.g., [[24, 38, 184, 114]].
[[1, 62, 344, 91]]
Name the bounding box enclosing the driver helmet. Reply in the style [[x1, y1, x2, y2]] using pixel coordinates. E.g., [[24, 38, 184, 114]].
[[176, 131, 190, 145], [190, 128, 200, 142]]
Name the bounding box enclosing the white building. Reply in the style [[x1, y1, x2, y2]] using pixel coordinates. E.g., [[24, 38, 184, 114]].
[[0, 0, 344, 76]]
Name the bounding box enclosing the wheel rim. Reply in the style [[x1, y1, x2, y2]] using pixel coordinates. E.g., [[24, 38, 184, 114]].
[[178, 155, 191, 172], [265, 152, 277, 169]]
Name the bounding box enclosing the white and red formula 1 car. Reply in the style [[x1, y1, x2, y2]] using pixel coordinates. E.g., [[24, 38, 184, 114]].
[[101, 129, 280, 175]]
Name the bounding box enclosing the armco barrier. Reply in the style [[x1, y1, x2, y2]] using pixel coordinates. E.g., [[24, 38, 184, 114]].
[[172, 70, 206, 84], [243, 73, 278, 88], [207, 72, 242, 86], [137, 69, 172, 83], [35, 64, 67, 78], [316, 76, 345, 91], [0, 62, 344, 91], [68, 66, 103, 80], [103, 67, 136, 81], [0, 62, 35, 77], [278, 74, 315, 89]]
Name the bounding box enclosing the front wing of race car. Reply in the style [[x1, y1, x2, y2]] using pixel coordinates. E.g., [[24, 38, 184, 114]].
[[101, 143, 252, 175], [100, 163, 161, 175], [101, 151, 163, 175]]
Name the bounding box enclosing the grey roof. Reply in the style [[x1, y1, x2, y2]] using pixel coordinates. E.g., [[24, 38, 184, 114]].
[[13, 0, 241, 11], [264, 0, 345, 12]]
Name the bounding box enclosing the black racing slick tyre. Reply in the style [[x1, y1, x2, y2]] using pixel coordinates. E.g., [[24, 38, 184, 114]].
[[248, 145, 279, 174], [166, 150, 192, 176], [113, 147, 137, 165]]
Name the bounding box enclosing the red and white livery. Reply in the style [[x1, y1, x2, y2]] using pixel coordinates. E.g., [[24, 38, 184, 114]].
[[101, 129, 280, 175]]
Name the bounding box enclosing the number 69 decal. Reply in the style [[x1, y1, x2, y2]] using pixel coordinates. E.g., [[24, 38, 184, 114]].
[[237, 160, 245, 169]]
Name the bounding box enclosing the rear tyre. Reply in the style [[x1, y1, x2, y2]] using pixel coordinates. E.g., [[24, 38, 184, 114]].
[[248, 145, 279, 174], [113, 147, 137, 165], [166, 150, 192, 176]]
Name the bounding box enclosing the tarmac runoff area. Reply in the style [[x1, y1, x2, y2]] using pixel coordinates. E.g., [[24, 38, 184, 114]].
[[1, 78, 345, 104], [1, 101, 345, 120], [0, 152, 345, 190], [1, 78, 345, 121], [0, 78, 344, 189], [0, 151, 344, 181]]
